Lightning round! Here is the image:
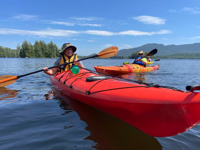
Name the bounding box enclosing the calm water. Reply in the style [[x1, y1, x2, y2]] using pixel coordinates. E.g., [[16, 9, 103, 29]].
[[1, 58, 200, 150]]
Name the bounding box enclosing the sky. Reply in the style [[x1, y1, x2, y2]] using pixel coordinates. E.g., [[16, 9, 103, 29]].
[[0, 0, 200, 55]]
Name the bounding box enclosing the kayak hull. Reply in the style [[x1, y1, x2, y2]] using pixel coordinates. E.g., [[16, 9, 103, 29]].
[[94, 64, 159, 75], [50, 69, 200, 137]]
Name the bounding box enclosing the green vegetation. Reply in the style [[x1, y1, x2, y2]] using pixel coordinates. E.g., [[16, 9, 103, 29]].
[[0, 46, 19, 57], [155, 53, 200, 59], [0, 40, 60, 58]]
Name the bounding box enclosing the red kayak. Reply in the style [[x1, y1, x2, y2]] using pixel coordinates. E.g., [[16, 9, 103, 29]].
[[50, 68, 200, 137]]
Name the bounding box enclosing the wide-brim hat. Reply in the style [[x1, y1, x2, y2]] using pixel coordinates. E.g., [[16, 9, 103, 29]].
[[137, 50, 144, 55], [62, 43, 77, 53]]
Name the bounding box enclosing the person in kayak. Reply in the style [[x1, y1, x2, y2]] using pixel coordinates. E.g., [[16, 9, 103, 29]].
[[43, 43, 84, 75], [147, 56, 151, 62], [133, 50, 147, 66]]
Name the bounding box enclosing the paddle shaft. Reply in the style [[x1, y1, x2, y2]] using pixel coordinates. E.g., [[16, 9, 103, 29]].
[[17, 54, 99, 79]]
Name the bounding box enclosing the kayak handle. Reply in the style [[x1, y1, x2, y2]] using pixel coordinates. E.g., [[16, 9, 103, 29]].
[[186, 85, 200, 92]]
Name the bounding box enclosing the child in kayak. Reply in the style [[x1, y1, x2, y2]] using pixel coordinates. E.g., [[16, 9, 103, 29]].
[[147, 56, 151, 62], [43, 43, 84, 75], [133, 50, 147, 66]]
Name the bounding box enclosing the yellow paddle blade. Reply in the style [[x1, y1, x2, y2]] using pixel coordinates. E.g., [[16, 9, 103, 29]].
[[0, 75, 18, 87], [98, 46, 118, 58]]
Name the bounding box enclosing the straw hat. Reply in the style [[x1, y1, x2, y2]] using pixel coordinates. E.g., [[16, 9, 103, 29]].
[[62, 43, 77, 53], [137, 50, 144, 55]]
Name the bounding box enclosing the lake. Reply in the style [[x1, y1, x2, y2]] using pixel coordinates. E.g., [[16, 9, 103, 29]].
[[1, 58, 200, 150]]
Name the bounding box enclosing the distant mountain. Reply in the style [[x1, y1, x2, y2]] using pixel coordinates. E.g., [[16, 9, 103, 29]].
[[78, 53, 97, 58], [117, 43, 200, 57]]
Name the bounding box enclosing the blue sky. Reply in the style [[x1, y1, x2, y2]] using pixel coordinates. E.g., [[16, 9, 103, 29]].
[[0, 0, 200, 55]]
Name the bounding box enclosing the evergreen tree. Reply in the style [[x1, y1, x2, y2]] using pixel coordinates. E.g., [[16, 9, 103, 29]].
[[20, 40, 29, 58], [28, 42, 35, 58], [47, 41, 56, 58], [39, 40, 48, 58], [16, 44, 21, 58], [34, 41, 43, 58], [0, 46, 5, 57]]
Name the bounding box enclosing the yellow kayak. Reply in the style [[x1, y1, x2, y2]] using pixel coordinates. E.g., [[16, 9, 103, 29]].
[[94, 64, 159, 75]]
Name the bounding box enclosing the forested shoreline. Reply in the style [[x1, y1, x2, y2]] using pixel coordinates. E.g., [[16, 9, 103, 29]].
[[0, 40, 61, 58], [1, 41, 200, 59]]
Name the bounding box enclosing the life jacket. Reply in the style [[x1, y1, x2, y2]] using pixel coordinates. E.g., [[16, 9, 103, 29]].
[[147, 58, 151, 62], [57, 53, 77, 74], [133, 56, 147, 66]]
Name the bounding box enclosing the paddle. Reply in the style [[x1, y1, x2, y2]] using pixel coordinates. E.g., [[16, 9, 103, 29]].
[[0, 46, 118, 87], [145, 49, 157, 57]]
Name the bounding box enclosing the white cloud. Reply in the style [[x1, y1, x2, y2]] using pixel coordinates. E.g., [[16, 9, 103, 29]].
[[50, 21, 75, 26], [84, 30, 115, 36], [123, 44, 132, 48], [50, 21, 102, 27], [168, 10, 177, 13], [169, 7, 200, 14], [102, 44, 113, 47], [118, 30, 171, 36], [133, 16, 166, 25], [70, 17, 103, 21], [0, 28, 79, 37], [191, 36, 200, 39], [0, 28, 172, 37], [182, 7, 200, 14], [11, 14, 38, 20], [87, 40, 96, 42], [78, 23, 102, 27]]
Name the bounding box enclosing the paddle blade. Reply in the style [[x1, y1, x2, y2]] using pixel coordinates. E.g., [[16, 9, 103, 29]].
[[98, 46, 118, 58], [146, 49, 157, 56], [0, 75, 17, 87]]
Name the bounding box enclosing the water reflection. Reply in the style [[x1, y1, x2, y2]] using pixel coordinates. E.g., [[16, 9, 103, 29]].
[[0, 87, 18, 101], [118, 73, 146, 82], [45, 87, 162, 150]]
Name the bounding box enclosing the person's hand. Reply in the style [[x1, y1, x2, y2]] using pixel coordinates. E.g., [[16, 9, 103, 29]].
[[74, 59, 80, 65], [43, 67, 49, 72]]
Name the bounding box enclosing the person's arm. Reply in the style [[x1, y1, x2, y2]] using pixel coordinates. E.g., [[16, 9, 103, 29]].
[[74, 59, 85, 68], [43, 67, 58, 76], [43, 57, 60, 75]]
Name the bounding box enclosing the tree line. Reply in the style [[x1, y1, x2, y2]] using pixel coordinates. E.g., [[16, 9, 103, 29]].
[[155, 53, 200, 59], [0, 40, 61, 58]]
